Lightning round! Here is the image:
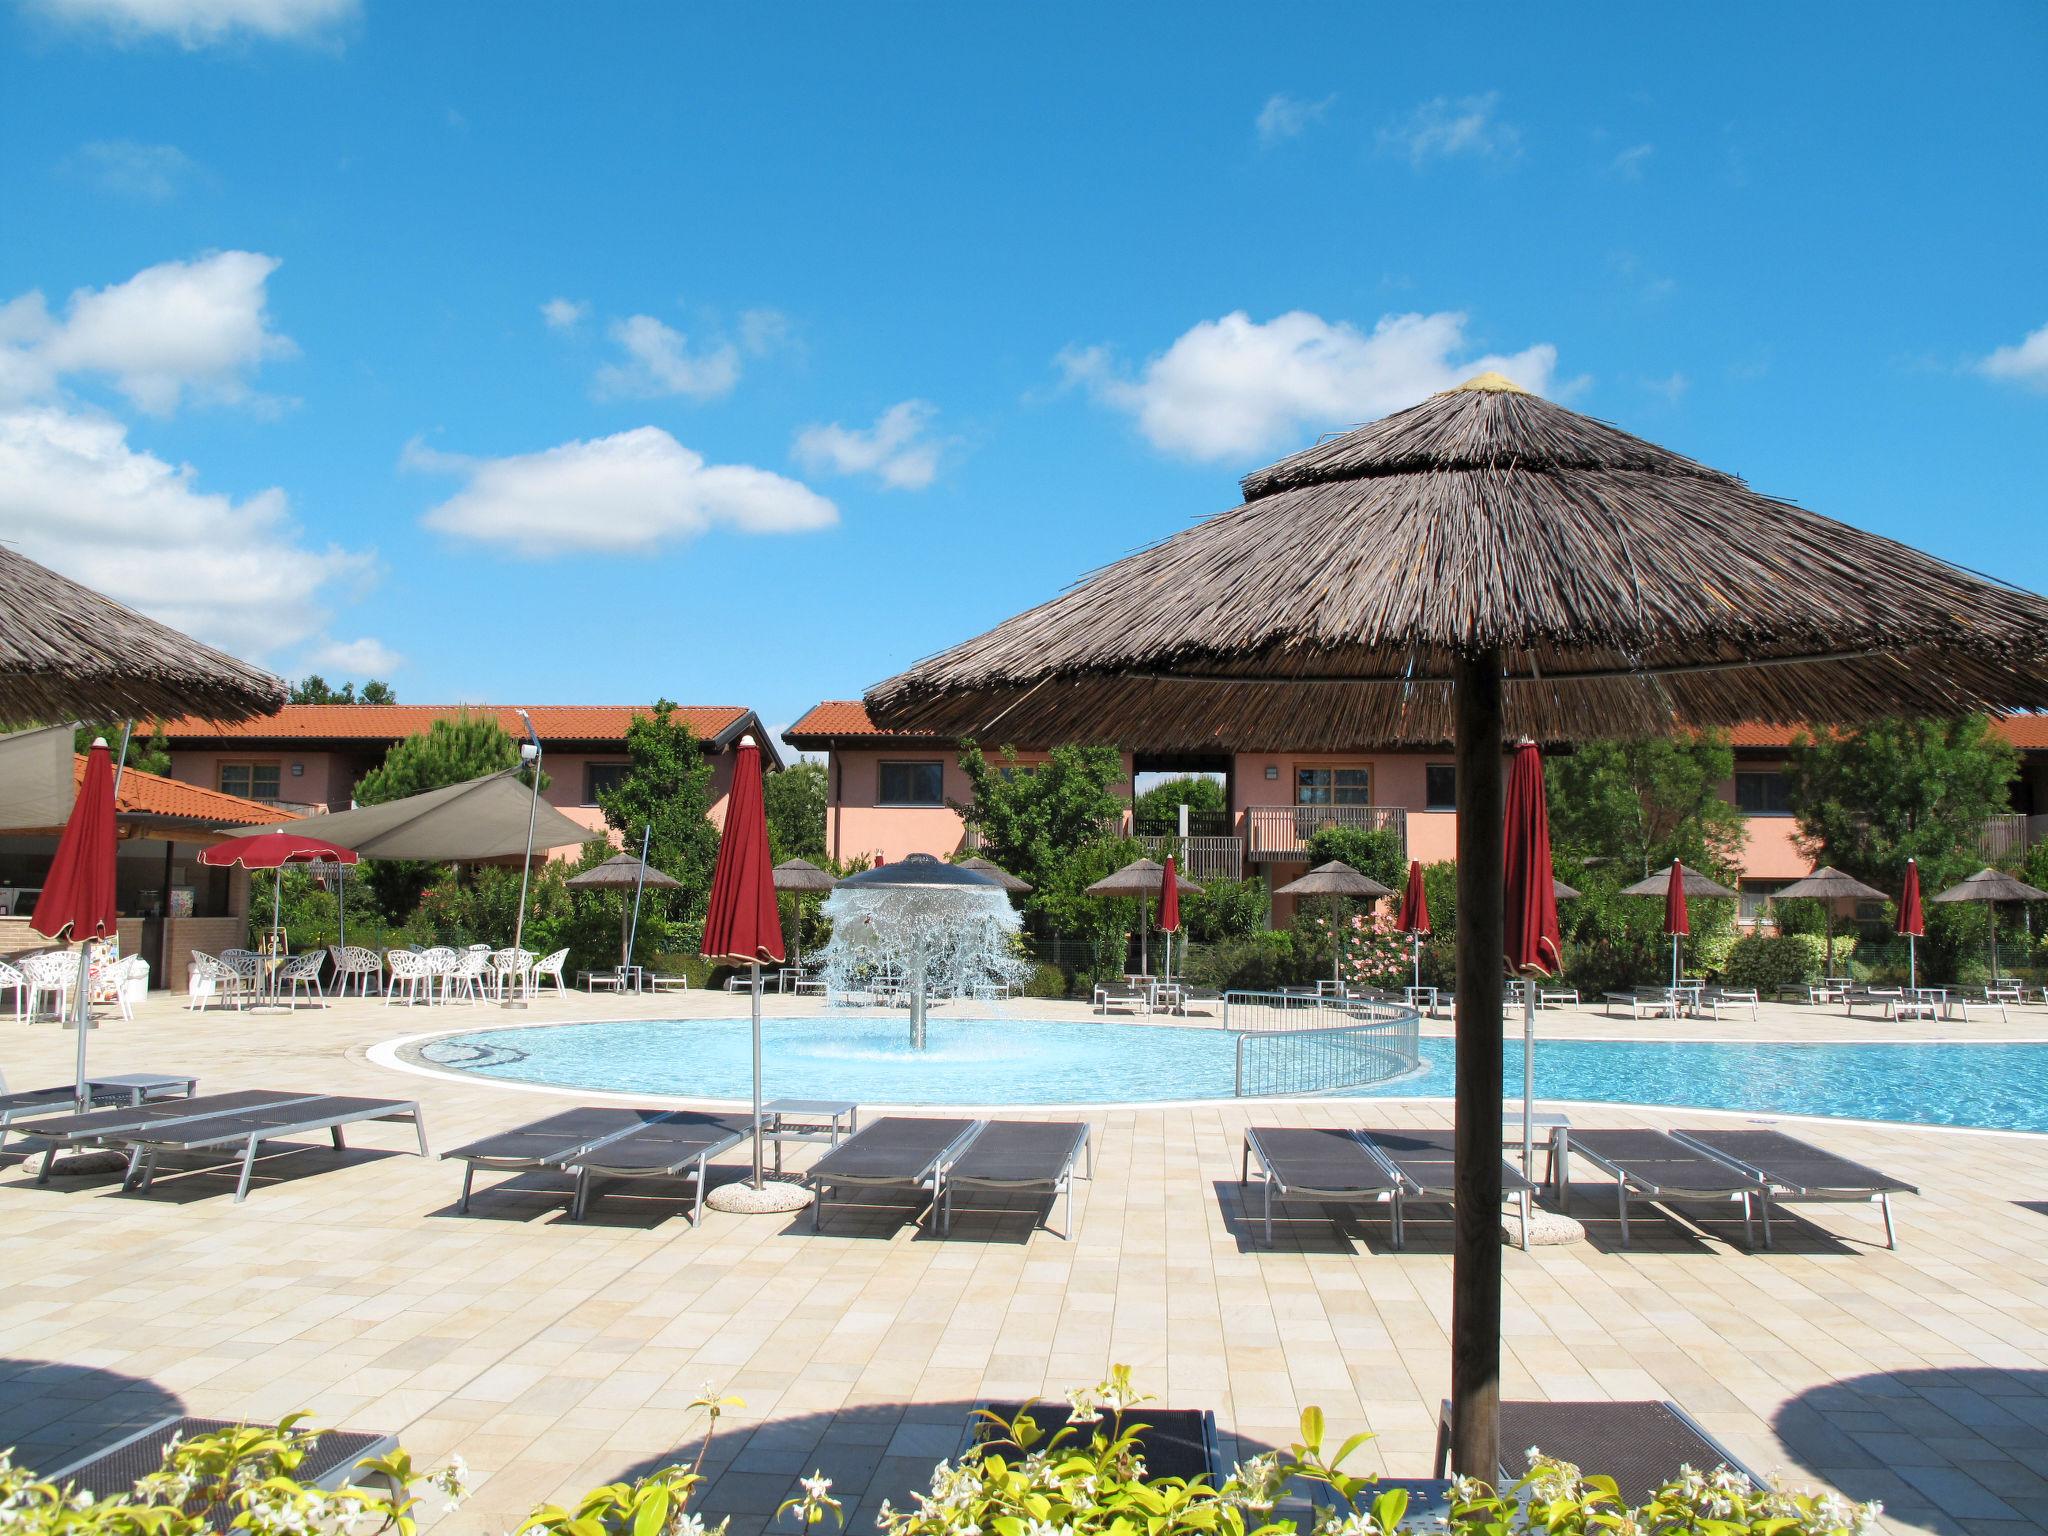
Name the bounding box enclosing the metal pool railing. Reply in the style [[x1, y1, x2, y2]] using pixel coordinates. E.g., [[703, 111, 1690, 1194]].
[[1223, 990, 1424, 1097]]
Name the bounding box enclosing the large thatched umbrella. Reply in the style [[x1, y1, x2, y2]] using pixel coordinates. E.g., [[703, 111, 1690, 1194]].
[[0, 545, 285, 725], [1620, 861, 1739, 987], [1275, 860, 1393, 987], [1087, 857, 1203, 974], [773, 857, 839, 965], [568, 852, 682, 969], [1932, 867, 2048, 981], [863, 373, 2048, 1474], [958, 855, 1032, 892], [1774, 865, 1889, 974]]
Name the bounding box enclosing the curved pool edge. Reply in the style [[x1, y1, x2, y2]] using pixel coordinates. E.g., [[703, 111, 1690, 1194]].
[[365, 1020, 2048, 1138]]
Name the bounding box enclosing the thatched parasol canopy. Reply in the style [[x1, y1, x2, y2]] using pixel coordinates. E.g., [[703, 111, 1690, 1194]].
[[772, 857, 838, 893], [957, 855, 1032, 892], [1932, 868, 2048, 904], [0, 544, 286, 726], [1618, 862, 1739, 899], [1086, 857, 1204, 896], [1274, 860, 1393, 899], [867, 375, 2048, 748], [1553, 878, 1581, 901], [567, 853, 683, 891], [1776, 866, 1888, 903]]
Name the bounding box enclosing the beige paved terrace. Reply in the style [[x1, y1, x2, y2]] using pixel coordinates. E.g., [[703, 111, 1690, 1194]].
[[3, 986, 2047, 1536]]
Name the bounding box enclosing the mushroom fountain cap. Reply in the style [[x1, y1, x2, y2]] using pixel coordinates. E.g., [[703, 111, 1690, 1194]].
[[834, 851, 1002, 891]]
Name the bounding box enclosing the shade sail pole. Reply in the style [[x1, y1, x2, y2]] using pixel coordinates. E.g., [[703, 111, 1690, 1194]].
[[1450, 650, 1504, 1479], [625, 825, 651, 974]]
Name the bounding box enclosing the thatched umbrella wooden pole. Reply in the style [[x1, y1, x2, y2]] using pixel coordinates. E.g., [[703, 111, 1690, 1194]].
[[1451, 654, 1505, 1478]]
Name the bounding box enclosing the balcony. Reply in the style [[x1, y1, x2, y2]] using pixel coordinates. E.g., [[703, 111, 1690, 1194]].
[[1133, 834, 1244, 882], [1246, 804, 1408, 863], [1980, 813, 2048, 862]]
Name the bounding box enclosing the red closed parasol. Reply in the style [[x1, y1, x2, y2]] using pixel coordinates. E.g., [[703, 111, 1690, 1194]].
[[1396, 859, 1431, 991], [32, 740, 119, 1108], [1501, 743, 1561, 1176], [1157, 854, 1182, 984], [1896, 858, 1925, 989], [701, 736, 785, 1189], [1663, 858, 1689, 990]]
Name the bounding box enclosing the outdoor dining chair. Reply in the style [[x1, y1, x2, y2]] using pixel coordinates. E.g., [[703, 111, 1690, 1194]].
[[275, 951, 327, 1007], [20, 951, 80, 1019], [186, 951, 242, 1010], [328, 945, 383, 997], [445, 947, 491, 1003], [532, 948, 568, 998], [384, 949, 434, 1006], [91, 955, 151, 1020], [488, 947, 537, 1000], [0, 958, 26, 1022]]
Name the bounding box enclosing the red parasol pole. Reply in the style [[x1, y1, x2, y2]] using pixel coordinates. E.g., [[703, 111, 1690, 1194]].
[[1502, 743, 1562, 1177], [32, 740, 120, 1109], [1897, 858, 1925, 991], [701, 737, 785, 1189]]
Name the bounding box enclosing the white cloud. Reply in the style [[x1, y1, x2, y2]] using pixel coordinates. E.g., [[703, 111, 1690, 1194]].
[[30, 0, 356, 45], [1060, 309, 1561, 461], [308, 635, 402, 675], [413, 426, 837, 557], [540, 296, 589, 332], [1979, 323, 2048, 392], [0, 404, 371, 657], [1609, 142, 1655, 180], [739, 307, 793, 357], [0, 251, 293, 414], [66, 139, 196, 200], [1378, 92, 1520, 166], [1640, 371, 1689, 404], [594, 315, 741, 401], [793, 400, 943, 490], [1256, 92, 1334, 146]]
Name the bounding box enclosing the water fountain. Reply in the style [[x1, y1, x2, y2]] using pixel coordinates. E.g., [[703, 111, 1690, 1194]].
[[820, 853, 1031, 1048]]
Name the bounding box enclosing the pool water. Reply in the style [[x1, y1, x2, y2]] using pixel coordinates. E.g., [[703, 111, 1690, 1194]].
[[418, 1015, 2048, 1133]]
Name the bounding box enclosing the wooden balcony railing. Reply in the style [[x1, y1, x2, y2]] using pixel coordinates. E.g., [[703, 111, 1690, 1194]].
[[1246, 804, 1407, 861]]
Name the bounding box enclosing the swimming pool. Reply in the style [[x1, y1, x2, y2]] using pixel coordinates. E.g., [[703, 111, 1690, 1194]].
[[413, 1015, 2048, 1133]]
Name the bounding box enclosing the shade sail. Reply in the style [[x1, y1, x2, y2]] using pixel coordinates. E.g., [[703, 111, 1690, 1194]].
[[866, 377, 2048, 748], [0, 545, 285, 726], [772, 857, 839, 893], [1086, 857, 1205, 896], [0, 724, 81, 833], [1618, 862, 1739, 900], [956, 855, 1032, 892], [567, 852, 683, 890], [1275, 860, 1393, 898], [222, 770, 594, 860]]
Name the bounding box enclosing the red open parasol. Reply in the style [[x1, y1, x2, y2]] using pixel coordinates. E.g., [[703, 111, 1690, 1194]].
[[32, 740, 119, 1107], [201, 830, 359, 956], [1896, 858, 1924, 989], [701, 736, 785, 1189], [1501, 743, 1561, 1177]]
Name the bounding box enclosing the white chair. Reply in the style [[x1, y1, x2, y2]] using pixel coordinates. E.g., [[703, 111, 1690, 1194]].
[[276, 952, 327, 1007], [20, 951, 80, 1019], [328, 945, 383, 997], [489, 947, 537, 1000], [419, 947, 459, 1003], [0, 959, 26, 1022], [531, 948, 569, 998], [385, 949, 433, 1006], [445, 947, 490, 1003], [187, 951, 232, 1010], [92, 955, 150, 1020], [220, 949, 262, 1004]]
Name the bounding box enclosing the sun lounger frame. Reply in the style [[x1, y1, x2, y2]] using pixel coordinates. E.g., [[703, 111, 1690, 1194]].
[[1358, 1127, 1536, 1251], [962, 1402, 1222, 1482], [48, 1416, 397, 1502], [1433, 1398, 1766, 1502], [1240, 1127, 1403, 1246], [553, 1114, 750, 1223], [22, 1090, 330, 1184], [934, 1121, 1092, 1238], [446, 1108, 682, 1215], [807, 1116, 983, 1230], [115, 1096, 429, 1202], [1552, 1128, 1765, 1249], [1671, 1128, 1916, 1249]]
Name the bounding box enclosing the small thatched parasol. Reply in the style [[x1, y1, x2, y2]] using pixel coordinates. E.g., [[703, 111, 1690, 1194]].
[[957, 855, 1032, 892], [1617, 863, 1739, 900], [1088, 857, 1202, 975], [0, 544, 286, 726], [1276, 860, 1394, 989], [1774, 865, 1889, 971], [1552, 878, 1582, 902], [1933, 867, 2048, 980], [863, 373, 2048, 1476], [569, 852, 682, 968], [773, 857, 838, 965]]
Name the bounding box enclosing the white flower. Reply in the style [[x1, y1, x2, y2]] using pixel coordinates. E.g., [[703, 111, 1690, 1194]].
[[800, 1474, 832, 1499]]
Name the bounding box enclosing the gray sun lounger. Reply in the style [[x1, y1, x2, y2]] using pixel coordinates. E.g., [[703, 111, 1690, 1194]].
[[1553, 1128, 1767, 1248], [1358, 1127, 1537, 1250], [1672, 1128, 1918, 1248], [0, 1074, 198, 1147], [966, 1403, 1222, 1481], [1435, 1399, 1766, 1504], [559, 1111, 751, 1223], [808, 1115, 981, 1230], [115, 1095, 428, 1202], [934, 1120, 1092, 1238], [19, 1089, 324, 1184], [49, 1416, 397, 1504], [1241, 1126, 1402, 1246], [446, 1106, 676, 1214]]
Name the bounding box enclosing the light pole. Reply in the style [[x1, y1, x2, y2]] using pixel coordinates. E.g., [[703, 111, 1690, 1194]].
[[504, 710, 542, 1010]]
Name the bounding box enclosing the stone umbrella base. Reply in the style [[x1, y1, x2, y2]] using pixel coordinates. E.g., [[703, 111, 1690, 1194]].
[[706, 1178, 814, 1214], [1503, 1206, 1585, 1246]]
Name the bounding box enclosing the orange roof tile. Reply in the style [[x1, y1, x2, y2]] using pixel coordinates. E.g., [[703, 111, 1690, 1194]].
[[78, 758, 296, 827], [785, 700, 950, 743], [1730, 716, 2048, 751], [157, 704, 752, 745]]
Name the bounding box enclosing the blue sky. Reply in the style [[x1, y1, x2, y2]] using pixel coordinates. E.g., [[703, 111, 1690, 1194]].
[[4, 2, 2045, 743]]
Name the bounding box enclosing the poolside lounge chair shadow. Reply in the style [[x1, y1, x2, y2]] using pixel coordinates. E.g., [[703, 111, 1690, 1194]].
[[0, 1359, 185, 1481], [1209, 1179, 1387, 1254], [107, 1143, 414, 1204], [1552, 1184, 1861, 1255], [1776, 1367, 2048, 1530], [2015, 1199, 2048, 1220], [906, 1188, 1057, 1244]]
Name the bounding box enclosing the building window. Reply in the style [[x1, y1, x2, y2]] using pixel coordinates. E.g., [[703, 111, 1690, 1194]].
[[878, 760, 945, 807], [1296, 766, 1371, 806], [218, 762, 281, 801], [1739, 879, 1790, 924], [1424, 763, 1456, 811], [584, 763, 631, 805], [1735, 770, 1794, 816]]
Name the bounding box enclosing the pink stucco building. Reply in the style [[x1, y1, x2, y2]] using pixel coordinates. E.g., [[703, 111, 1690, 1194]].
[[159, 703, 782, 849]]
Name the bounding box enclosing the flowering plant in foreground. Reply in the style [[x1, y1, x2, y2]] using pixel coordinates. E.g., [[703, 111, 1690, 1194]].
[[0, 1375, 1877, 1536]]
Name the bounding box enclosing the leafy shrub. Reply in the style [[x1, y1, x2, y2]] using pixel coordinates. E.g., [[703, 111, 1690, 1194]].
[[1304, 825, 1405, 891], [1185, 930, 1300, 991], [1022, 961, 1068, 999], [1180, 876, 1269, 942], [1724, 933, 1830, 991]]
